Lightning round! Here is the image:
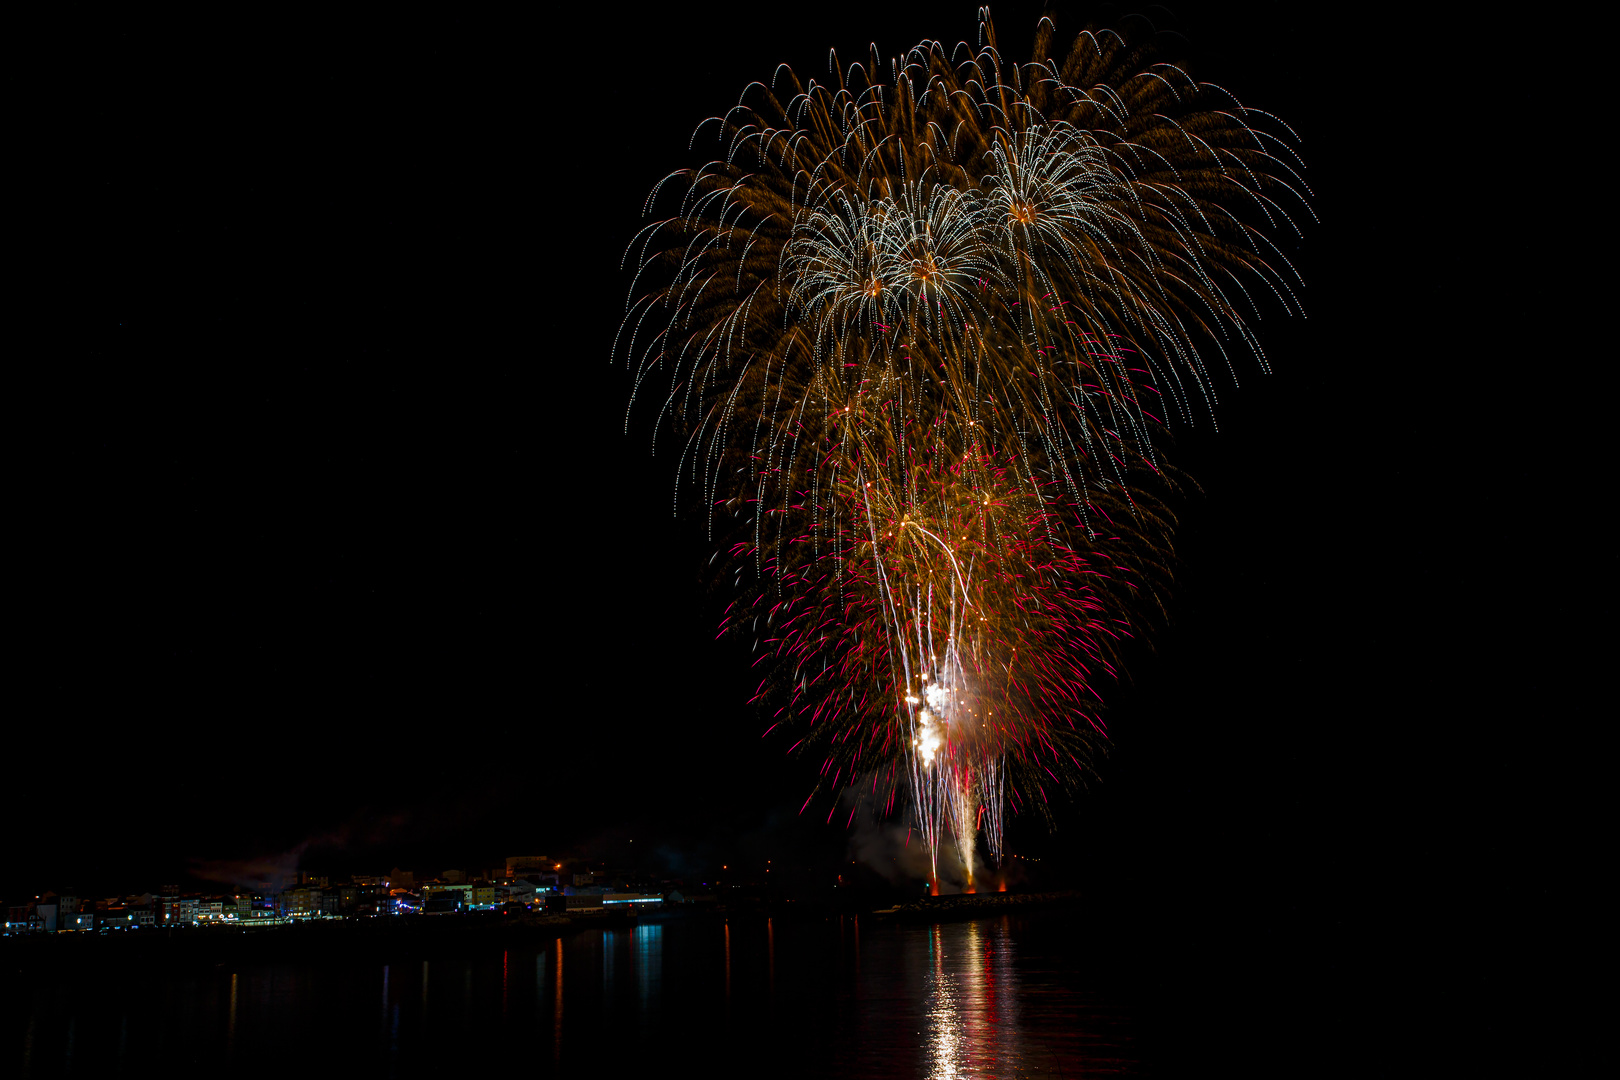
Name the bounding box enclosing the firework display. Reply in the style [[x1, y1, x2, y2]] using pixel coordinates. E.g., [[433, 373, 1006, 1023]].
[[617, 13, 1309, 887]]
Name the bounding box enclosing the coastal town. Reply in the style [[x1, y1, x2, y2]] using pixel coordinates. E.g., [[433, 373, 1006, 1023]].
[[2, 856, 691, 935]]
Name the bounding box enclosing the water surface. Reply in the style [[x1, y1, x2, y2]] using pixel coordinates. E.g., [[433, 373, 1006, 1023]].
[[5, 910, 1150, 1076]]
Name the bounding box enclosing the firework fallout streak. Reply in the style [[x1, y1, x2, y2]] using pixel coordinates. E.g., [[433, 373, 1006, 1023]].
[[617, 10, 1310, 883]]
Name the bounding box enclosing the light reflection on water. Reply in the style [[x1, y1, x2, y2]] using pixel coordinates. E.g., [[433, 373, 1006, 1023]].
[[919, 917, 1036, 1078], [544, 912, 1135, 1077], [929, 923, 963, 1075], [3, 911, 1140, 1076], [633, 923, 662, 1020]]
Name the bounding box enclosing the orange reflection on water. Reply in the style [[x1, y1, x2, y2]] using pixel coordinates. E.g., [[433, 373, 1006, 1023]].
[[552, 938, 563, 1070]]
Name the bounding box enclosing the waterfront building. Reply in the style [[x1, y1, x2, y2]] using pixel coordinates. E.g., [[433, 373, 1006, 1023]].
[[277, 886, 325, 919], [421, 882, 474, 906], [422, 892, 462, 914], [505, 855, 550, 879], [497, 880, 536, 905], [4, 901, 41, 934]]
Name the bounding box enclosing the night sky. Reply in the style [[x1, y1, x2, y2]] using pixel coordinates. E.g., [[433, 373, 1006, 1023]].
[[18, 3, 1564, 1008]]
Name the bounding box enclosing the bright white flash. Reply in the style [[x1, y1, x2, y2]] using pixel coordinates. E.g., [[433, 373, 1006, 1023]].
[[915, 708, 942, 764]]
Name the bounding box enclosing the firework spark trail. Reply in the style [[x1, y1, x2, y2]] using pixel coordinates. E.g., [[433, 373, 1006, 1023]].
[[620, 11, 1307, 880], [979, 754, 1007, 869], [948, 761, 979, 890]]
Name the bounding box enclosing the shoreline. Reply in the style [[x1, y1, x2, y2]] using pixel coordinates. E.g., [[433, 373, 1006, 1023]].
[[870, 890, 1083, 921], [1, 892, 1085, 974]]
